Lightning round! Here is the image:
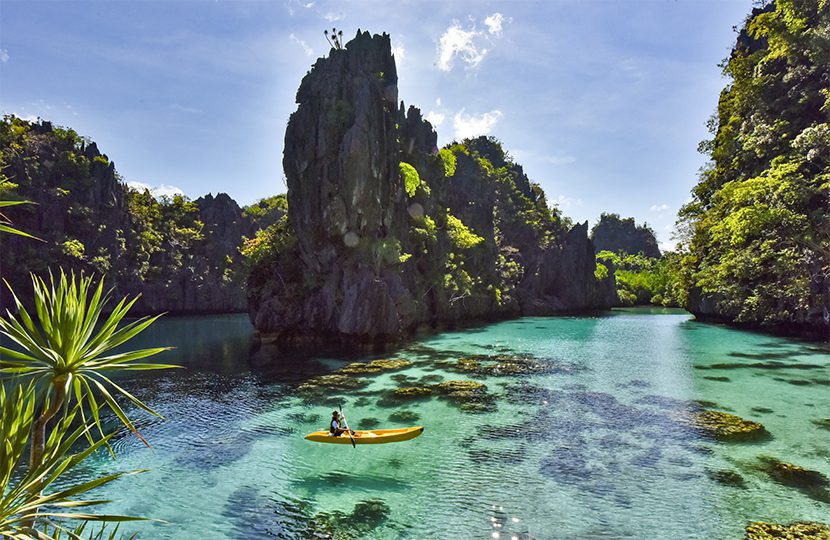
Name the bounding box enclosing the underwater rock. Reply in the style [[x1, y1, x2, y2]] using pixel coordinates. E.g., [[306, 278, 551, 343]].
[[435, 380, 487, 400], [339, 359, 412, 375], [758, 456, 830, 503], [684, 410, 768, 442], [751, 407, 775, 414], [435, 380, 495, 413], [781, 378, 812, 386], [745, 521, 830, 540], [392, 386, 433, 399], [296, 374, 369, 398], [695, 361, 827, 370], [450, 354, 581, 377], [813, 418, 830, 431], [358, 417, 381, 428], [350, 499, 391, 530], [286, 412, 322, 424], [388, 410, 420, 423], [418, 374, 445, 384], [703, 376, 731, 382], [311, 498, 391, 538], [706, 468, 747, 488]]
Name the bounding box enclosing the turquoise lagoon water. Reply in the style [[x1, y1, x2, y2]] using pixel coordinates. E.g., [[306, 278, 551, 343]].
[[70, 309, 829, 539]]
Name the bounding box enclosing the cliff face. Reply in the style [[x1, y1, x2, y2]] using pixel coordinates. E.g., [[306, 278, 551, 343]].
[[682, 0, 829, 340], [247, 31, 616, 347], [590, 213, 661, 258], [0, 117, 257, 314]]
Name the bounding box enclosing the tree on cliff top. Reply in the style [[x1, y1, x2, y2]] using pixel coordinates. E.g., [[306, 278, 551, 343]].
[[591, 213, 661, 258]]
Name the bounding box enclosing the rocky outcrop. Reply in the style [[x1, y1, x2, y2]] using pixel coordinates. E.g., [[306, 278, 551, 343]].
[[130, 193, 256, 313], [0, 117, 259, 314], [681, 1, 829, 341], [520, 222, 618, 314], [590, 213, 661, 258], [247, 31, 616, 348], [745, 522, 830, 540]]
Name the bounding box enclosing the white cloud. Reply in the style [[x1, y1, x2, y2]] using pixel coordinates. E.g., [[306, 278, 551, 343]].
[[546, 155, 576, 165], [391, 42, 406, 64], [453, 109, 503, 139], [437, 14, 510, 71], [484, 13, 505, 37], [555, 195, 582, 210], [127, 181, 185, 199], [659, 240, 675, 253], [3, 110, 38, 122], [289, 33, 313, 57], [0, 49, 8, 63], [436, 98, 441, 106], [437, 24, 487, 71], [323, 12, 343, 22], [425, 111, 445, 127], [649, 203, 669, 212]]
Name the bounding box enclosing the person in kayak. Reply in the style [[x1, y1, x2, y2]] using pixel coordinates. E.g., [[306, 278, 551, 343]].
[[330, 411, 356, 437]]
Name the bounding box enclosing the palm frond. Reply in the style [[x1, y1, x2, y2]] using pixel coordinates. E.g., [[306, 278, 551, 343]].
[[0, 271, 177, 444], [0, 387, 147, 540]]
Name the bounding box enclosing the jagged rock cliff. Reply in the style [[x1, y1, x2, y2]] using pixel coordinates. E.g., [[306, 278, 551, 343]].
[[0, 117, 259, 314], [590, 213, 661, 258], [247, 31, 615, 347], [682, 0, 829, 340]]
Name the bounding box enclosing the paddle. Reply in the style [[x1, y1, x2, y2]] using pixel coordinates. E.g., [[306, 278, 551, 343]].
[[339, 404, 356, 448]]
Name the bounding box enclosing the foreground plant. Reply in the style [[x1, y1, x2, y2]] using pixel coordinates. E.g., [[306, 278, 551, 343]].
[[0, 271, 177, 456], [0, 270, 177, 531], [0, 177, 39, 239], [0, 384, 146, 539]]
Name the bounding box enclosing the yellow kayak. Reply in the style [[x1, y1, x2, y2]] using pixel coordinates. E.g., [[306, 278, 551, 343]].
[[304, 426, 424, 445]]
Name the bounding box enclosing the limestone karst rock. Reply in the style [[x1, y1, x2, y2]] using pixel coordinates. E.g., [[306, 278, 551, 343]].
[[247, 31, 616, 348]]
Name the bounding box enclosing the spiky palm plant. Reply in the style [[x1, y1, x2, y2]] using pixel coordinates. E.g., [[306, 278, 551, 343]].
[[1, 384, 146, 539], [0, 177, 39, 239], [0, 270, 177, 480]]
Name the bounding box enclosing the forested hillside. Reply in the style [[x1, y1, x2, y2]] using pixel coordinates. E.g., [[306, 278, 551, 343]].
[[0, 116, 282, 313], [680, 0, 829, 338]]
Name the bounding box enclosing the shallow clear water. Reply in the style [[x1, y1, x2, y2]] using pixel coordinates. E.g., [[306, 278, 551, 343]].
[[69, 309, 829, 539]]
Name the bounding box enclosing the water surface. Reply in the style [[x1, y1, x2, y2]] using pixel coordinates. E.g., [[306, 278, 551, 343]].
[[75, 310, 830, 538]]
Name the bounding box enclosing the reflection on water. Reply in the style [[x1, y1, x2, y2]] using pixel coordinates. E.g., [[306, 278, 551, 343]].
[[65, 309, 829, 539]]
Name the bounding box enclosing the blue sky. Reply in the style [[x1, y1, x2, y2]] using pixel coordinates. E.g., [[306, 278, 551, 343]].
[[0, 0, 752, 251]]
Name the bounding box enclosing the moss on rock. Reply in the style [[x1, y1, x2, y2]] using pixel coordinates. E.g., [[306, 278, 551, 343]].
[[435, 379, 495, 412], [686, 410, 768, 442], [745, 522, 830, 540], [450, 354, 581, 377], [393, 386, 433, 399], [297, 374, 368, 396], [339, 359, 412, 375]]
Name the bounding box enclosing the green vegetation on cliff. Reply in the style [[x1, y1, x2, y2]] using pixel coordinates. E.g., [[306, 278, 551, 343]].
[[591, 213, 661, 258], [680, 0, 829, 333], [0, 115, 272, 314], [596, 250, 686, 306]]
